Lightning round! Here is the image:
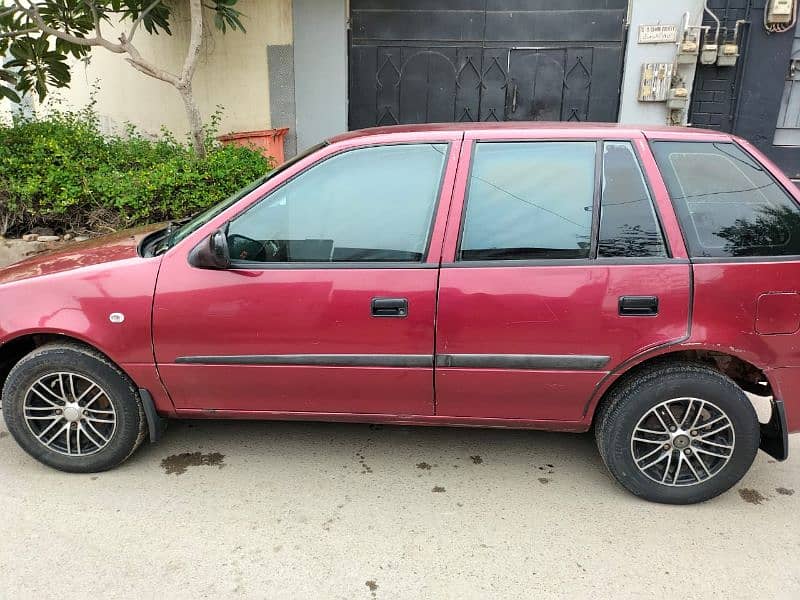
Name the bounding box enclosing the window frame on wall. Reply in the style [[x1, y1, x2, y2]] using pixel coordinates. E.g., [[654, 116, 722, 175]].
[[223, 142, 452, 270], [451, 138, 673, 267]]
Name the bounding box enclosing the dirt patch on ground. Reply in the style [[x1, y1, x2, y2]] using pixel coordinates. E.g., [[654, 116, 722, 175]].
[[160, 452, 226, 475], [0, 238, 69, 268], [738, 488, 767, 505], [776, 487, 795, 496]]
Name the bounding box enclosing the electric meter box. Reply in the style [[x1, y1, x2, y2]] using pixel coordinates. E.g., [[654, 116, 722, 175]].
[[677, 39, 699, 64], [667, 87, 689, 110], [768, 0, 794, 23], [717, 44, 739, 67], [700, 43, 718, 65]]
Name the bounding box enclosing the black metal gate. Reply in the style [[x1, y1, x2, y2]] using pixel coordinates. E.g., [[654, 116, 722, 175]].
[[348, 0, 628, 129]]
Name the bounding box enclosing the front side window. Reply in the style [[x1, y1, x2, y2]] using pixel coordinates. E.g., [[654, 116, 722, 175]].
[[459, 141, 596, 260], [599, 142, 666, 258], [226, 144, 447, 263], [652, 141, 800, 257]]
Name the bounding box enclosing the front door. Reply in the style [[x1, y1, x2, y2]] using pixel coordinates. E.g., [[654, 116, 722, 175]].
[[153, 138, 460, 415], [434, 135, 692, 423]]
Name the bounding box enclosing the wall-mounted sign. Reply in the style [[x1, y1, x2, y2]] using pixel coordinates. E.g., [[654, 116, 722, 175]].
[[638, 62, 674, 102], [638, 24, 678, 44]]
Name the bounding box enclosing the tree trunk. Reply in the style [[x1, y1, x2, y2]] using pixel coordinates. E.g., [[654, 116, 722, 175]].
[[178, 83, 206, 159]]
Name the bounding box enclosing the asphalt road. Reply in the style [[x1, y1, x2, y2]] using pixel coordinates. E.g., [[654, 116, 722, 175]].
[[1, 404, 798, 599]]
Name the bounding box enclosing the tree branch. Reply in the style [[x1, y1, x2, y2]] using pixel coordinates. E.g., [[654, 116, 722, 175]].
[[84, 0, 101, 40], [127, 0, 161, 43], [11, 0, 123, 53], [0, 27, 39, 39], [180, 0, 203, 85]]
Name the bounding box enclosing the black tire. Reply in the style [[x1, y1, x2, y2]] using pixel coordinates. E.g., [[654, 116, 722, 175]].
[[595, 361, 760, 504], [2, 343, 146, 472]]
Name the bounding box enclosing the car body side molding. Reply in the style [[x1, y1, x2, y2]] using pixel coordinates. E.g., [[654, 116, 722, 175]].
[[174, 354, 434, 367], [435, 354, 610, 370], [173, 353, 610, 370]]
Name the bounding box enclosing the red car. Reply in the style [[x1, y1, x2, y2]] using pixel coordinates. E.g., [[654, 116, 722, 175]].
[[1, 123, 797, 504]]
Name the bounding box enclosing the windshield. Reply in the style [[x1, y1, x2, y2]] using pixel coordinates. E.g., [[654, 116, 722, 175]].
[[158, 141, 328, 252]]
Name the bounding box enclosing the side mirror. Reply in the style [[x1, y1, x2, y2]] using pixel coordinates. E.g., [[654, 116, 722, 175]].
[[189, 229, 231, 269]]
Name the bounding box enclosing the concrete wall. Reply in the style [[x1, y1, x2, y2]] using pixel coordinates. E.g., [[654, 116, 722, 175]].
[[292, 0, 348, 152], [618, 0, 705, 125], [48, 0, 292, 139]]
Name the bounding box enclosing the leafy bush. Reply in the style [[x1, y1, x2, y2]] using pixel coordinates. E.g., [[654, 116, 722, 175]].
[[0, 105, 273, 236]]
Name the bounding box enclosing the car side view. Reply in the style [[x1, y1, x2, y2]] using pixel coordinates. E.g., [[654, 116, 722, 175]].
[[1, 122, 797, 504]]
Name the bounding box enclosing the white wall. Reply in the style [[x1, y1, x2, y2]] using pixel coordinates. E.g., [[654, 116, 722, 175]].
[[45, 0, 292, 139], [619, 0, 705, 125]]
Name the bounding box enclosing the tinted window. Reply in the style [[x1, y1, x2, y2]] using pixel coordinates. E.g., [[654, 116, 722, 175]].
[[652, 141, 800, 257], [226, 144, 447, 263], [599, 142, 666, 258], [459, 142, 596, 260]]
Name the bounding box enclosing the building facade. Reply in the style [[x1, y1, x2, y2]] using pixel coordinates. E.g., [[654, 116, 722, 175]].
[[42, 0, 800, 178]]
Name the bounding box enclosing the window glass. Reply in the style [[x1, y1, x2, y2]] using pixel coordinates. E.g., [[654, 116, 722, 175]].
[[162, 142, 328, 253], [226, 144, 447, 263], [652, 141, 800, 257], [459, 142, 596, 260], [599, 142, 666, 258]]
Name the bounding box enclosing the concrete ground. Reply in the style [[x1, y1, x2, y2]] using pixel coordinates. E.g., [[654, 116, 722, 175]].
[[1, 406, 798, 599]]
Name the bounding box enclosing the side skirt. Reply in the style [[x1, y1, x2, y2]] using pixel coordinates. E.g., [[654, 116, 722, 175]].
[[171, 408, 591, 432]]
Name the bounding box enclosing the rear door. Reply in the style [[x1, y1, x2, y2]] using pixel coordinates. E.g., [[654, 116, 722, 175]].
[[434, 133, 692, 424]]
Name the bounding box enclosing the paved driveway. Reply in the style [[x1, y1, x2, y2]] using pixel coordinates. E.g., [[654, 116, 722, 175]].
[[1, 407, 798, 599]]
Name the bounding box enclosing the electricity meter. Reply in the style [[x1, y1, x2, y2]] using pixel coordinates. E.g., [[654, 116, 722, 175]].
[[700, 43, 718, 64], [717, 43, 739, 67], [677, 35, 700, 64], [667, 86, 689, 110], [767, 0, 794, 24]]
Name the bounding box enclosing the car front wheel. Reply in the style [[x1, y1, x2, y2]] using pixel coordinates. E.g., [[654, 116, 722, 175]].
[[595, 361, 760, 504], [2, 343, 147, 472]]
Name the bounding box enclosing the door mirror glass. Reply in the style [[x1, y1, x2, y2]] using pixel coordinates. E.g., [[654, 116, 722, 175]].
[[189, 229, 231, 269]]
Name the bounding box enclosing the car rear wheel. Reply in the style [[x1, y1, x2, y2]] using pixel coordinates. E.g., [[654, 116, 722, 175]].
[[595, 361, 760, 504], [2, 343, 147, 472]]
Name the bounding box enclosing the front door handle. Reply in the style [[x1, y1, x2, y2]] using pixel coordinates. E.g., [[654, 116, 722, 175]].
[[371, 297, 408, 318], [619, 295, 659, 316]]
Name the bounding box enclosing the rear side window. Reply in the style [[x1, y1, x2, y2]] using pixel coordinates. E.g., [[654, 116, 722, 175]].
[[459, 141, 595, 260], [652, 141, 800, 257], [599, 142, 666, 258]]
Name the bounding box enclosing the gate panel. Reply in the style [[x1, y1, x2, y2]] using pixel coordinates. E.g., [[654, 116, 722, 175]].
[[348, 0, 627, 129]]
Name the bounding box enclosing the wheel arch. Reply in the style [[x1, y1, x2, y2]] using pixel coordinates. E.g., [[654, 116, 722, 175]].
[[585, 346, 773, 426], [0, 332, 134, 395]]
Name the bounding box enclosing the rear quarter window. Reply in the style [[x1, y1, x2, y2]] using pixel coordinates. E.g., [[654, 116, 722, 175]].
[[651, 141, 800, 258]]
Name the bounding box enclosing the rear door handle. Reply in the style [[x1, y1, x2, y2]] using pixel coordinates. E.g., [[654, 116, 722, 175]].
[[619, 295, 659, 316], [371, 297, 408, 318]]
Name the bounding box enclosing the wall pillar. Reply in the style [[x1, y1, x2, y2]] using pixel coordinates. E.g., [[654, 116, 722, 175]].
[[292, 0, 348, 152]]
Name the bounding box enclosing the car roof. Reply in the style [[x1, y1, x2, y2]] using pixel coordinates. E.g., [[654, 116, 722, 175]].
[[328, 121, 730, 143]]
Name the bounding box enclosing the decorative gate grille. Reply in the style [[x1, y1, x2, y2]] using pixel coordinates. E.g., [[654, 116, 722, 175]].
[[348, 1, 627, 130]]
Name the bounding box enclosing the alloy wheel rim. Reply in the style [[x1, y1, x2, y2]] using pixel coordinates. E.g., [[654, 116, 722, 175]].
[[630, 397, 735, 487], [23, 372, 116, 457]]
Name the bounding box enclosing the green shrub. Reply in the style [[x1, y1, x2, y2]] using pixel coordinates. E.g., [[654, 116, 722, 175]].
[[0, 105, 273, 236]]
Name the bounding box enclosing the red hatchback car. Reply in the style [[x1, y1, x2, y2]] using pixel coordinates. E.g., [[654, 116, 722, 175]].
[[1, 122, 798, 504]]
